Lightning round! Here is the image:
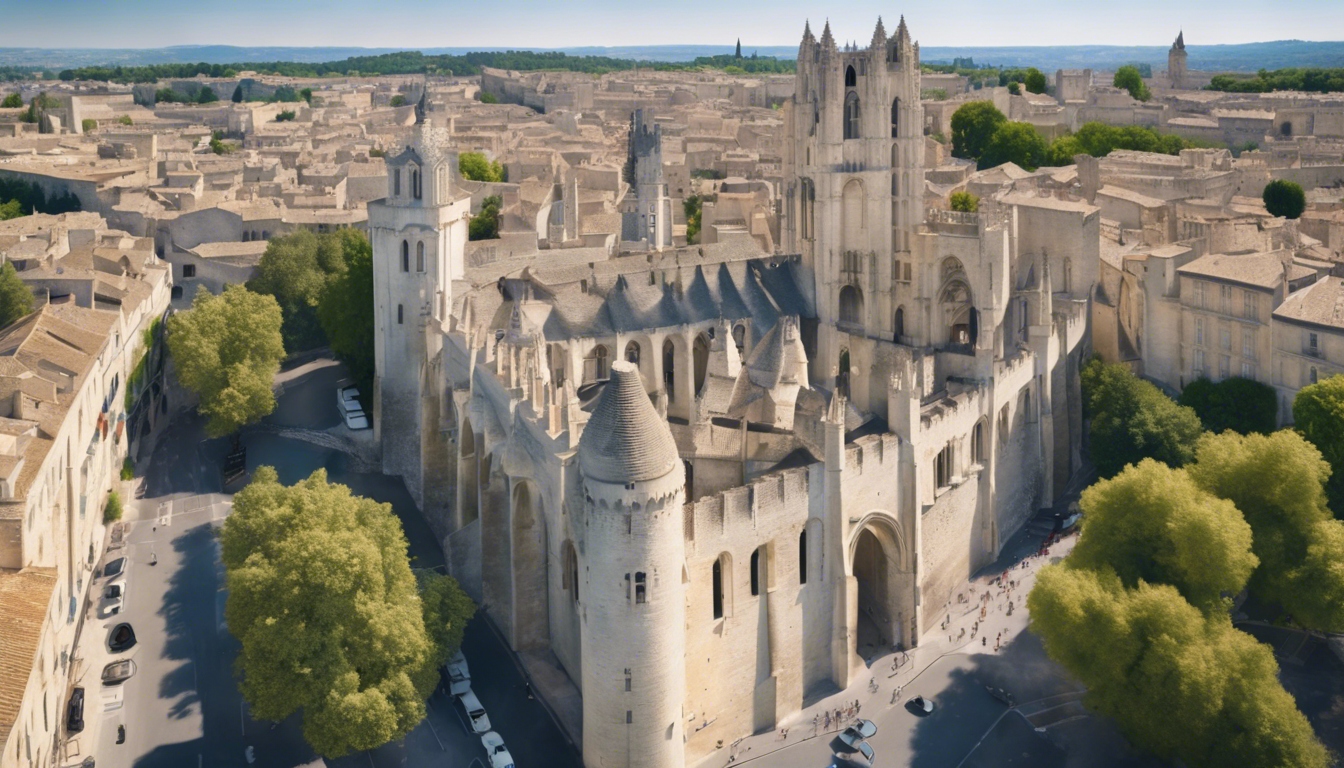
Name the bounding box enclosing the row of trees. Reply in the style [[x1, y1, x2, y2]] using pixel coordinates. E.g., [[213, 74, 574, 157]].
[[950, 102, 1223, 171], [57, 49, 796, 84], [0, 177, 81, 217], [222, 466, 475, 757], [1208, 67, 1344, 94], [155, 86, 218, 104], [1031, 360, 1344, 765]]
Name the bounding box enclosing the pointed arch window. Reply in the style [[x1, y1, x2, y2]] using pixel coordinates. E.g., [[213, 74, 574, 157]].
[[845, 65, 857, 88], [411, 167, 422, 200], [416, 241, 425, 272], [394, 168, 401, 196], [798, 529, 808, 585], [401, 240, 409, 272], [891, 97, 901, 138], [844, 92, 861, 140]]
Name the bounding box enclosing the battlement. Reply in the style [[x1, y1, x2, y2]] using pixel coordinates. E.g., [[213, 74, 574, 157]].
[[683, 464, 813, 545], [844, 432, 901, 474]]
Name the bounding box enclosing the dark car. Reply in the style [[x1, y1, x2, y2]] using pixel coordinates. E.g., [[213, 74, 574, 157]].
[[101, 659, 136, 685], [108, 622, 136, 653], [102, 556, 126, 580], [66, 687, 85, 733]]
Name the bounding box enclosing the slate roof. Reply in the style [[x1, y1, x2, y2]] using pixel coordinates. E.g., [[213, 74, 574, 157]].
[[578, 361, 680, 484], [1274, 276, 1344, 330], [1178, 251, 1290, 291]]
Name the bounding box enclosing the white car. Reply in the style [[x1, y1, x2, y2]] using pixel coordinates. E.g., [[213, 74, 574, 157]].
[[481, 731, 515, 768], [458, 690, 491, 734], [337, 385, 361, 414], [100, 581, 126, 617], [343, 408, 370, 430], [448, 650, 469, 681]]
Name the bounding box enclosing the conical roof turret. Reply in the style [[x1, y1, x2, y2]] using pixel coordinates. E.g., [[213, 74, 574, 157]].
[[1175, 31, 1185, 50], [802, 20, 815, 44], [578, 361, 680, 484], [896, 15, 910, 44], [820, 21, 836, 53]]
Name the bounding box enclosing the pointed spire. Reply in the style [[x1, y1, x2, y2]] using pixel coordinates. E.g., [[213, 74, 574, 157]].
[[820, 19, 835, 52], [803, 19, 814, 43], [1175, 30, 1185, 49], [871, 17, 887, 50], [896, 14, 909, 43]]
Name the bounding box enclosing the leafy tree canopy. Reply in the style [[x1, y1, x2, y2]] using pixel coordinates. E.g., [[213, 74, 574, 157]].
[[1209, 67, 1344, 94], [469, 195, 502, 241], [221, 467, 475, 757], [166, 285, 285, 437], [683, 194, 702, 244], [1177, 376, 1277, 435], [316, 229, 376, 396], [1263, 179, 1306, 219], [1024, 67, 1047, 94], [1082, 356, 1203, 477], [0, 262, 34, 327], [247, 229, 351, 352], [1, 93, 21, 108], [1189, 430, 1344, 630], [949, 101, 1006, 163], [949, 191, 979, 212], [1113, 65, 1152, 101], [979, 121, 1048, 170], [1294, 374, 1344, 513], [458, 152, 504, 183]]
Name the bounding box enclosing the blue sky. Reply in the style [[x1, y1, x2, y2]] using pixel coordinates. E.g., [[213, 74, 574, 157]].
[[4, 0, 1341, 48]]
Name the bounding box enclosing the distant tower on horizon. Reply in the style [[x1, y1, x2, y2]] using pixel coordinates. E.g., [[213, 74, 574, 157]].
[[1168, 31, 1188, 89], [736, 38, 743, 58]]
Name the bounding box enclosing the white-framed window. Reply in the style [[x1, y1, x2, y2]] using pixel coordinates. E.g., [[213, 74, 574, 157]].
[[1193, 280, 1206, 308], [1219, 354, 1230, 380], [1242, 362, 1256, 379], [1242, 328, 1255, 360], [1220, 327, 1232, 351], [1243, 290, 1257, 321], [1308, 331, 1320, 356], [1194, 348, 1206, 377], [1221, 284, 1233, 313], [1195, 317, 1204, 346]]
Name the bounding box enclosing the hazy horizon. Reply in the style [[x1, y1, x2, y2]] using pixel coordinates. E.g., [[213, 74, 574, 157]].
[[4, 0, 1342, 50]]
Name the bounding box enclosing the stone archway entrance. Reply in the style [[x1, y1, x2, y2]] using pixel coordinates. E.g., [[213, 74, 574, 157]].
[[849, 516, 911, 659], [511, 480, 550, 651]]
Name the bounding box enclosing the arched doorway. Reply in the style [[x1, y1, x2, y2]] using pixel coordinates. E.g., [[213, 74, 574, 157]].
[[693, 333, 709, 395], [941, 280, 974, 346], [850, 518, 908, 653], [511, 480, 550, 650], [839, 284, 864, 330], [459, 418, 479, 526]]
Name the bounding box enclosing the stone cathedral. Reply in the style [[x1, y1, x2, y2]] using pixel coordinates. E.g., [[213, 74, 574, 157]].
[[369, 17, 1095, 768]]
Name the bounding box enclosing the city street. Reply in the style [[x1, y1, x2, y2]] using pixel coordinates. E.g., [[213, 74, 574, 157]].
[[72, 358, 580, 768]]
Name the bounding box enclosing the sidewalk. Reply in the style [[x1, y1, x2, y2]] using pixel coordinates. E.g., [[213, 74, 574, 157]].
[[695, 514, 1082, 768]]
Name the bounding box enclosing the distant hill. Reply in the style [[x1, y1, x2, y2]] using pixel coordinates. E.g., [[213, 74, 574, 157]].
[[0, 39, 1341, 74]]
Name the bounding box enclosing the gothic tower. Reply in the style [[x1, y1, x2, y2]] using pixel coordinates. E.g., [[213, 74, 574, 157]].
[[368, 122, 471, 505], [1168, 31, 1188, 89], [577, 361, 687, 768], [621, 109, 673, 251], [783, 17, 924, 405]]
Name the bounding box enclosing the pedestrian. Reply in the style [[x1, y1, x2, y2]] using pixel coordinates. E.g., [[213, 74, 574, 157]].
[[814, 714, 819, 732], [857, 701, 862, 715], [982, 636, 987, 647], [824, 711, 831, 730]]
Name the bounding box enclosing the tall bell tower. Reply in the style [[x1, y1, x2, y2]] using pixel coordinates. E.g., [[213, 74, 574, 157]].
[[783, 18, 924, 408], [368, 122, 471, 504]]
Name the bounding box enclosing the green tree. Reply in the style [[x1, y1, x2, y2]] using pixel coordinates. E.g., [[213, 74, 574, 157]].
[[166, 285, 284, 436], [1029, 566, 1328, 768], [949, 101, 1007, 162], [390, 94, 407, 107], [221, 467, 475, 758], [458, 152, 504, 183], [1, 93, 22, 108], [81, 118, 97, 133], [0, 261, 34, 327], [275, 110, 296, 122], [1006, 82, 1020, 95], [117, 114, 133, 126], [949, 191, 978, 212], [1262, 179, 1306, 219], [478, 91, 499, 104], [154, 88, 183, 104], [1177, 377, 1278, 435], [299, 87, 313, 104], [103, 491, 122, 523], [1294, 374, 1344, 512], [247, 229, 348, 352], [979, 122, 1049, 170], [1071, 459, 1257, 611], [1082, 357, 1203, 476], [196, 86, 218, 104], [683, 194, 702, 243], [469, 195, 501, 241], [0, 200, 24, 221], [232, 83, 244, 103], [317, 230, 376, 395], [1024, 67, 1047, 94], [1190, 430, 1344, 630], [1113, 65, 1152, 101]]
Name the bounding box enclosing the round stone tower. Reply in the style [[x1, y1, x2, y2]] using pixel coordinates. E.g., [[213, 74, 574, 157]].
[[577, 361, 686, 768]]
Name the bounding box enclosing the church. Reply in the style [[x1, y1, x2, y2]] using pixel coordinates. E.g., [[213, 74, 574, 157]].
[[367, 17, 1096, 768]]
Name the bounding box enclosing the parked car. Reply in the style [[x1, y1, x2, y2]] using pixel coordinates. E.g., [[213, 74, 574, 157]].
[[343, 408, 370, 430], [481, 731, 515, 768], [854, 740, 876, 764], [66, 687, 85, 733], [448, 650, 469, 680], [337, 385, 362, 414], [101, 659, 137, 685], [102, 557, 126, 580], [458, 690, 491, 734], [100, 581, 126, 617], [839, 719, 877, 749], [908, 695, 935, 714], [107, 623, 136, 653]]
